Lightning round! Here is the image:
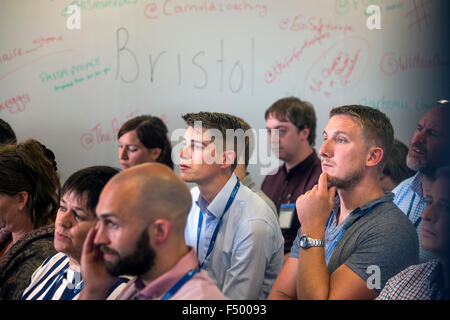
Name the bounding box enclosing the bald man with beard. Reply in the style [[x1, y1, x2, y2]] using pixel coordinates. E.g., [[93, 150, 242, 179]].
[[79, 163, 225, 300]]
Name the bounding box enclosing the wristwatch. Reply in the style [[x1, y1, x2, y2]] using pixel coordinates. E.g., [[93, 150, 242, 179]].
[[299, 235, 325, 249]]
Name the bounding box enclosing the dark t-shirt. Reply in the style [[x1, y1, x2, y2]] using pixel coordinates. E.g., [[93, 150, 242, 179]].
[[261, 151, 321, 253], [290, 193, 419, 290]]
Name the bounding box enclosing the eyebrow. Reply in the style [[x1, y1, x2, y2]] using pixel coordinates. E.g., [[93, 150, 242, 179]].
[[323, 130, 349, 136], [60, 198, 86, 212], [186, 137, 209, 147]]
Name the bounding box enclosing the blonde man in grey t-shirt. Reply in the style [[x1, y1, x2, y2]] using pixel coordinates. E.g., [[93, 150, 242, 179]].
[[269, 105, 419, 300]]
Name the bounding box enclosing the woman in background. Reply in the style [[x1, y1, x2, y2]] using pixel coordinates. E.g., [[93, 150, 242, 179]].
[[0, 139, 60, 299], [380, 139, 416, 192], [117, 115, 174, 170]]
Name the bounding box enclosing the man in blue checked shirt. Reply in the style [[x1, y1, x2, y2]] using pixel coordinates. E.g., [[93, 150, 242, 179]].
[[393, 103, 450, 263]]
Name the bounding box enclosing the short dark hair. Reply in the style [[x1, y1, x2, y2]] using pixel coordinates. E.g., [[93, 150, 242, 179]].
[[264, 97, 317, 146], [182, 112, 244, 172], [383, 139, 415, 185], [118, 115, 173, 170], [62, 166, 120, 213], [0, 118, 17, 145], [330, 105, 394, 169]]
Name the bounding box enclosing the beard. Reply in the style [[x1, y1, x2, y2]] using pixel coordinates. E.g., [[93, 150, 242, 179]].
[[327, 166, 365, 190], [407, 154, 427, 173], [102, 229, 156, 277]]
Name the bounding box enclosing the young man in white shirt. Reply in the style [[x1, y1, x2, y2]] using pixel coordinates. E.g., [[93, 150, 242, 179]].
[[179, 112, 284, 300]]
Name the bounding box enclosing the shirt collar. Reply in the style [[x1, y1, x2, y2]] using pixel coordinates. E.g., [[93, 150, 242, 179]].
[[358, 192, 394, 212], [330, 192, 394, 225], [134, 247, 199, 300], [411, 172, 424, 198], [196, 173, 239, 219], [429, 260, 449, 297]]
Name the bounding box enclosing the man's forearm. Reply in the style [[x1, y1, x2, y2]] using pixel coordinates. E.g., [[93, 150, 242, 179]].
[[297, 246, 330, 299]]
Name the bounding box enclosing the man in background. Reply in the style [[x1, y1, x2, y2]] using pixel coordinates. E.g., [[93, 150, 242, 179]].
[[393, 103, 450, 262], [262, 97, 321, 256]]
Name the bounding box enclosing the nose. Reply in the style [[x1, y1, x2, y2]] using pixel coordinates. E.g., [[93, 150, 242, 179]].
[[319, 138, 332, 159], [411, 128, 427, 146], [94, 221, 109, 246], [56, 210, 73, 229], [421, 203, 437, 223], [119, 146, 128, 160], [179, 144, 190, 160]]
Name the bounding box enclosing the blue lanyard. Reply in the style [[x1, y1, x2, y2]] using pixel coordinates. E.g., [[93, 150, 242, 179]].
[[196, 179, 240, 268], [160, 269, 199, 300], [325, 203, 382, 261], [43, 264, 83, 300]]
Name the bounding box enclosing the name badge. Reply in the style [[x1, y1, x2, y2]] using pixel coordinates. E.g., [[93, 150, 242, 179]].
[[279, 203, 295, 229]]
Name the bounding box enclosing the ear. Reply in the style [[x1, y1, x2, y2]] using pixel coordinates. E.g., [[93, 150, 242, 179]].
[[150, 148, 162, 161], [366, 146, 384, 168], [15, 191, 29, 212], [149, 219, 170, 245], [299, 127, 310, 142], [221, 150, 236, 169]]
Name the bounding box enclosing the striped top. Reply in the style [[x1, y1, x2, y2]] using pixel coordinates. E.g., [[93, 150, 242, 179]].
[[20, 252, 129, 300]]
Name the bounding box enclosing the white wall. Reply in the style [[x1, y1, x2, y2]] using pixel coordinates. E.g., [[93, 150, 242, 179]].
[[1, 0, 448, 186]]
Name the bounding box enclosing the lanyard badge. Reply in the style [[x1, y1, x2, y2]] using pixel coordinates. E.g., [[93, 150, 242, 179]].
[[279, 203, 296, 229]]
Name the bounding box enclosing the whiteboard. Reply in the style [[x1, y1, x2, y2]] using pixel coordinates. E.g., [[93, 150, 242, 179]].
[[1, 0, 449, 186]]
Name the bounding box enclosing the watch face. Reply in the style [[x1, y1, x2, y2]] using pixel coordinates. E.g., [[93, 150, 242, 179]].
[[299, 236, 308, 248]]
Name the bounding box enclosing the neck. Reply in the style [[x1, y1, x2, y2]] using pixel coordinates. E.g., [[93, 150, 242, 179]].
[[68, 256, 81, 272], [284, 145, 313, 172], [234, 164, 247, 181], [140, 243, 190, 286], [197, 172, 232, 203], [336, 175, 384, 224], [10, 219, 34, 246]]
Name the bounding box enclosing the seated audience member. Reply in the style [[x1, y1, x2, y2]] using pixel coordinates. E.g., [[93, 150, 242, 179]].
[[262, 97, 322, 255], [0, 119, 17, 247], [180, 112, 284, 299], [118, 115, 173, 170], [269, 105, 419, 300], [233, 116, 277, 214], [21, 166, 129, 300], [1, 141, 58, 248], [79, 163, 225, 300], [393, 104, 450, 262], [379, 139, 415, 192], [0, 118, 17, 145], [377, 166, 450, 300], [0, 139, 60, 300]]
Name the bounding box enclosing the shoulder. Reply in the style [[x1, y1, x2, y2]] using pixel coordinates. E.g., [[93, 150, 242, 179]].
[[175, 270, 226, 300], [235, 185, 278, 223], [392, 174, 418, 197], [355, 200, 418, 245], [261, 165, 283, 184], [384, 260, 438, 290]]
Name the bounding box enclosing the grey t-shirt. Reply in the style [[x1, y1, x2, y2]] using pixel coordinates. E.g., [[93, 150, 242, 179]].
[[290, 193, 419, 290]]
